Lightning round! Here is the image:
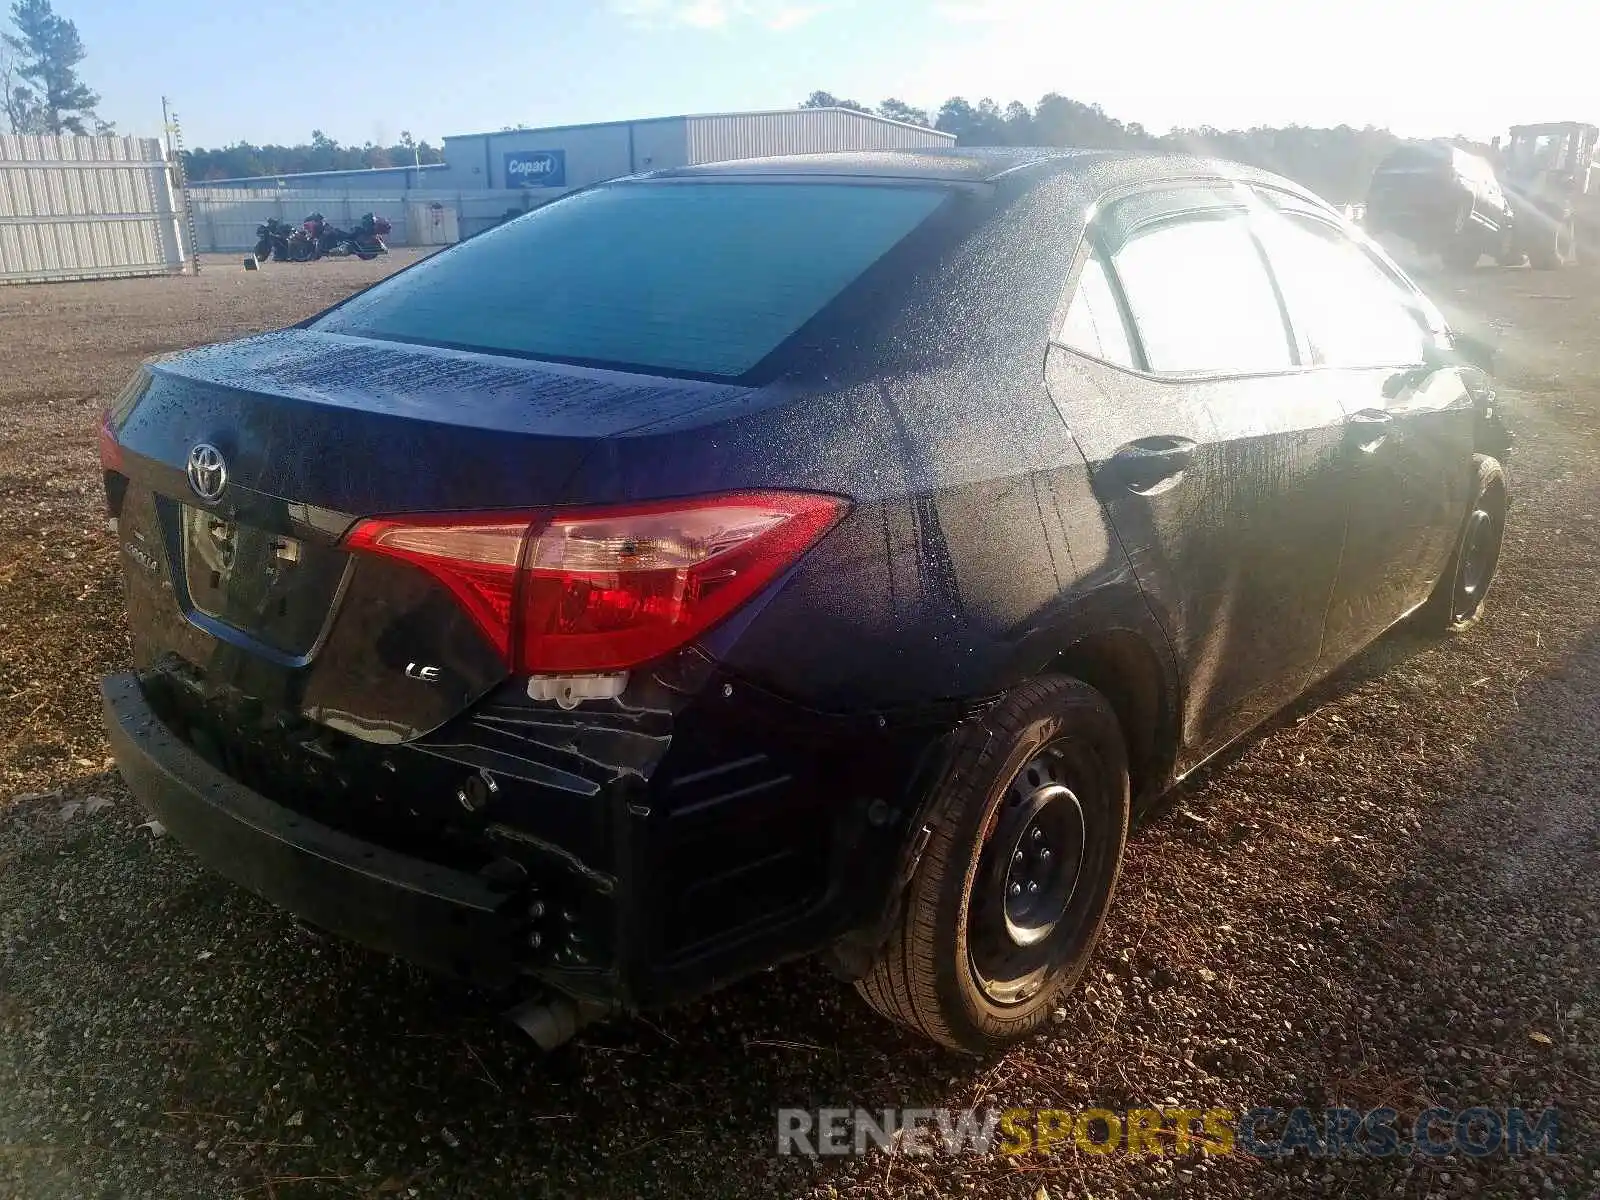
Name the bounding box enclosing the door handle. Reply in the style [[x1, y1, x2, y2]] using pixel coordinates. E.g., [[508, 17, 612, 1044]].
[[1346, 408, 1393, 426], [1346, 408, 1392, 453], [1107, 435, 1197, 494]]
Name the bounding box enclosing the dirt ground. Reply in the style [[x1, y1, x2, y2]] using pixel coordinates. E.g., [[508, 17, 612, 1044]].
[[1, 250, 1598, 1199]]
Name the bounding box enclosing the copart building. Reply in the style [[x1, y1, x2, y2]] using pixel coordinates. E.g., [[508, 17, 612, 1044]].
[[426, 106, 954, 193], [190, 106, 953, 248]]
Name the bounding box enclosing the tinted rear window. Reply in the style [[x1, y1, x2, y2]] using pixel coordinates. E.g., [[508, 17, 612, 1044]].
[[313, 182, 947, 378]]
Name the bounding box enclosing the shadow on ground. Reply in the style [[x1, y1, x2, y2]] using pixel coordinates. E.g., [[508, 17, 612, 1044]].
[[3, 613, 1596, 1199]]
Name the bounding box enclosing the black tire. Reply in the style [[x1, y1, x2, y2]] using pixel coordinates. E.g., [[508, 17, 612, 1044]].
[[855, 675, 1130, 1053], [1528, 219, 1572, 270], [1496, 226, 1523, 267], [1418, 456, 1507, 633]]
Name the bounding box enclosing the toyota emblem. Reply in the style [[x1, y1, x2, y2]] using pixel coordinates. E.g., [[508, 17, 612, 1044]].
[[187, 443, 227, 503]]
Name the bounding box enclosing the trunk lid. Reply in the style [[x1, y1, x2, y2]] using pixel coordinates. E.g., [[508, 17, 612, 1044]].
[[109, 330, 751, 741], [118, 329, 748, 511]]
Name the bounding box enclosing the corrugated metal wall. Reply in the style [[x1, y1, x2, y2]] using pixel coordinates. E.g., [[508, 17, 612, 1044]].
[[189, 187, 525, 251], [195, 167, 444, 194], [0, 135, 186, 284], [686, 110, 953, 164]]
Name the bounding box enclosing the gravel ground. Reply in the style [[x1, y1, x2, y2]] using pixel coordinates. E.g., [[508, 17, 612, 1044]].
[[1, 253, 1598, 1199]]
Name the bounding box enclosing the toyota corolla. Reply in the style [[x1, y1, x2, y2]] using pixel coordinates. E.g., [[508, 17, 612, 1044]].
[[99, 148, 1512, 1053]]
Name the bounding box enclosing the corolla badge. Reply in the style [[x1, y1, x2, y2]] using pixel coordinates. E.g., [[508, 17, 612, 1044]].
[[186, 443, 227, 503], [123, 541, 160, 574]]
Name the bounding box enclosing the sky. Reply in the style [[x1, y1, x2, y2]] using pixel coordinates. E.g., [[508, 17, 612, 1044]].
[[62, 0, 1598, 149]]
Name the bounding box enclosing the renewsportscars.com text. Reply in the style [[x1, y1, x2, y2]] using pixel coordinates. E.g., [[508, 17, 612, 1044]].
[[776, 1106, 1559, 1159]]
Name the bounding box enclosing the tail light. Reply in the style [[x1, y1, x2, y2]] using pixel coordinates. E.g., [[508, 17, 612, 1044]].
[[98, 412, 123, 472], [344, 492, 848, 673]]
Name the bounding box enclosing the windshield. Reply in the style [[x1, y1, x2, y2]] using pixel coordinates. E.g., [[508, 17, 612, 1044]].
[[313, 181, 948, 378], [1508, 130, 1571, 172]]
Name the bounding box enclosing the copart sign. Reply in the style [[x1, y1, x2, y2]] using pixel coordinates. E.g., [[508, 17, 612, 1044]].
[[504, 150, 566, 187]]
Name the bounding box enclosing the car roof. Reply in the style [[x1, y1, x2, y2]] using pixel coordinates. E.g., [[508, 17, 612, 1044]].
[[636, 146, 1330, 208], [643, 146, 1089, 182]]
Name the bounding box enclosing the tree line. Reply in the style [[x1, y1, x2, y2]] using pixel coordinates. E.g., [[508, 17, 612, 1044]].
[[0, 0, 446, 183], [802, 90, 1410, 204], [0, 0, 1423, 207], [192, 94, 1408, 198], [181, 132, 446, 181]]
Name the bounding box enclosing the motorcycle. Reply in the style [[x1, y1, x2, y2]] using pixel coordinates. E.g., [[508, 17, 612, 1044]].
[[340, 212, 391, 260], [286, 215, 321, 262], [252, 218, 294, 263], [289, 212, 391, 261]]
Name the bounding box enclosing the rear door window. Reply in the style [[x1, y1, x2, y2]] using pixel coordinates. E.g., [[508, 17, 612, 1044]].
[[1057, 255, 1134, 367], [313, 182, 948, 379], [1109, 215, 1295, 374]]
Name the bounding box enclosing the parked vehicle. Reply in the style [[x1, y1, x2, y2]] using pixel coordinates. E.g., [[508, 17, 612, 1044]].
[[1499, 121, 1596, 268], [285, 219, 319, 262], [331, 212, 390, 260], [283, 212, 391, 262], [300, 212, 340, 260], [1365, 141, 1515, 268], [99, 149, 1513, 1054], [252, 218, 294, 263]]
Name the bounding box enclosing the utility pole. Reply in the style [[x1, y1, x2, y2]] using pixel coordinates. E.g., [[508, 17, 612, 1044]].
[[162, 96, 201, 275]]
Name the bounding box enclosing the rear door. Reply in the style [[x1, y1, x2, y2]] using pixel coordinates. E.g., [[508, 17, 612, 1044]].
[[1047, 185, 1351, 766], [1248, 197, 1477, 668]]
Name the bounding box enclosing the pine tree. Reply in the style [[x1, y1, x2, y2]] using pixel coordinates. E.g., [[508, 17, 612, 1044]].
[[4, 0, 101, 136]]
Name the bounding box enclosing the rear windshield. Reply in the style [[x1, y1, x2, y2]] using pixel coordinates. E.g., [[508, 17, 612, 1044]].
[[313, 181, 948, 378]]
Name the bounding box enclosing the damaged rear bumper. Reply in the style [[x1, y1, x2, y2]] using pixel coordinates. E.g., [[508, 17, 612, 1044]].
[[102, 667, 959, 1009], [102, 671, 526, 986]]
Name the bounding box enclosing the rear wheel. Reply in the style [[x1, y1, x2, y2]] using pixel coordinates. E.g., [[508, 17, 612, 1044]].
[[1496, 226, 1523, 267], [1529, 219, 1574, 269], [1418, 457, 1507, 632], [855, 676, 1130, 1053]]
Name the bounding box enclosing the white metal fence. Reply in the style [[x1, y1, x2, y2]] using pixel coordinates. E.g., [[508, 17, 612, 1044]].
[[189, 187, 532, 252], [0, 135, 187, 284]]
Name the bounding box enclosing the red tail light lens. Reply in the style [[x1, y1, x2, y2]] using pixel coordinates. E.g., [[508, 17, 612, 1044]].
[[98, 413, 123, 472], [343, 492, 848, 674], [519, 493, 847, 672], [343, 517, 527, 660]]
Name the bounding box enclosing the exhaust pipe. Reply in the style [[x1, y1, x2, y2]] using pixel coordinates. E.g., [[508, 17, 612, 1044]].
[[505, 993, 609, 1051]]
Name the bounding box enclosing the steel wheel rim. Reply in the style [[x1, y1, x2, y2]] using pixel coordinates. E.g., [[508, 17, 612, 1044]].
[[1453, 507, 1497, 621], [968, 743, 1094, 1006]]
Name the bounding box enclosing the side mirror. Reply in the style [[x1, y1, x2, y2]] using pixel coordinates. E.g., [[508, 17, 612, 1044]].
[[1447, 330, 1495, 375]]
